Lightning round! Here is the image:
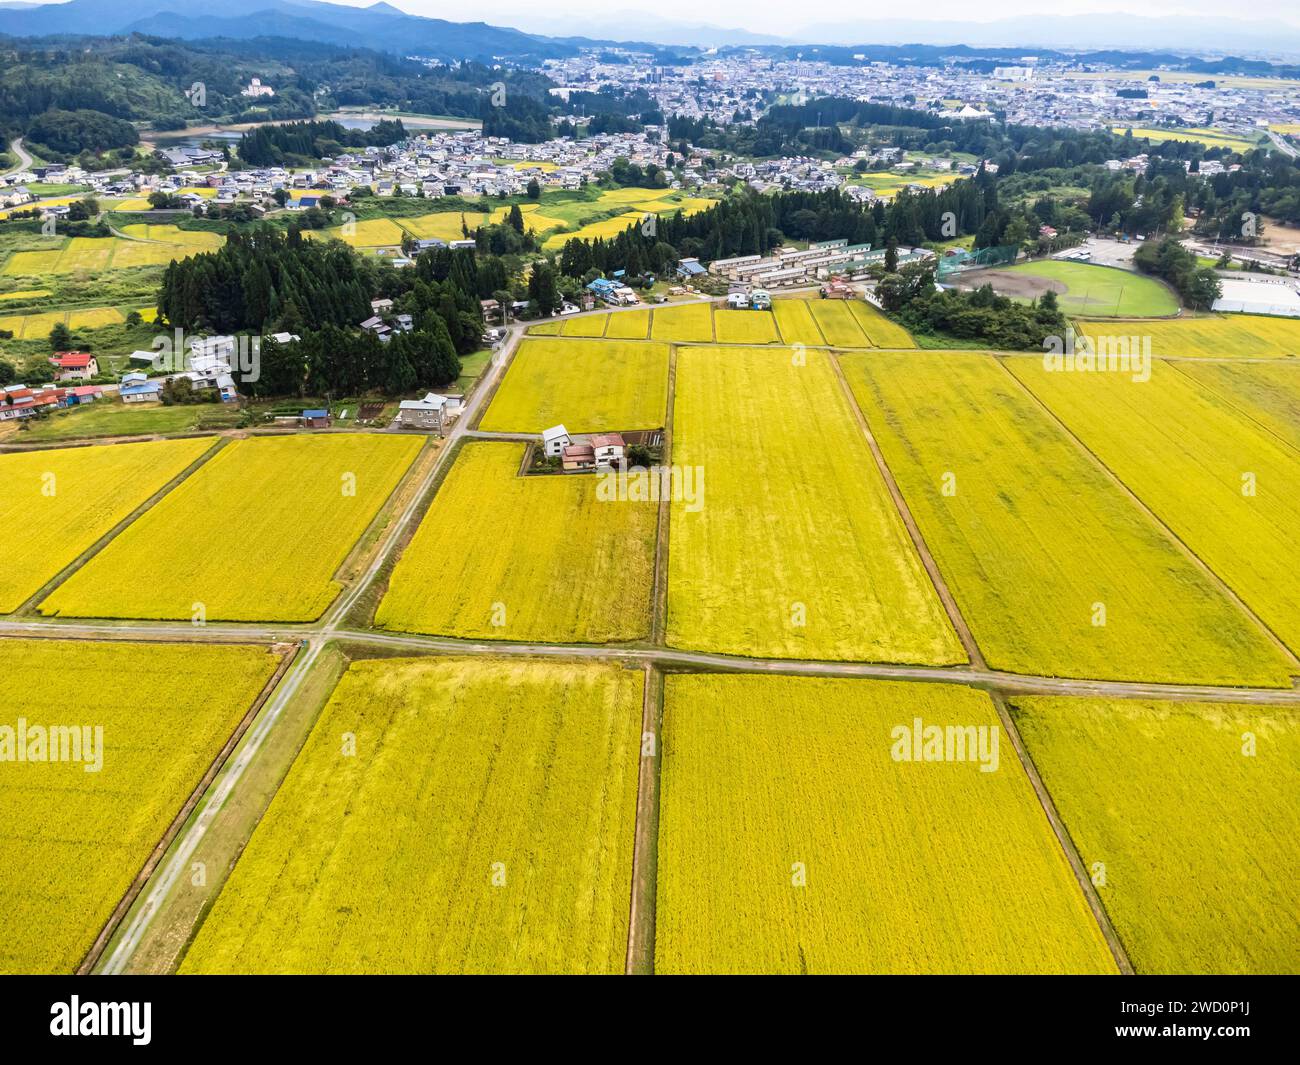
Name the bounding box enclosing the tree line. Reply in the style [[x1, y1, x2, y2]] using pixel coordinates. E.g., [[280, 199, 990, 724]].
[[237, 119, 407, 166]]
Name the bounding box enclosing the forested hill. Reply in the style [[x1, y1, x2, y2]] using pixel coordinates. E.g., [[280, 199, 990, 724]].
[[0, 34, 553, 158]]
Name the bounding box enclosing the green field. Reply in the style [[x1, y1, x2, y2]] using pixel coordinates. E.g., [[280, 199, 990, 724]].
[[1000, 261, 1179, 316], [17, 401, 242, 442]]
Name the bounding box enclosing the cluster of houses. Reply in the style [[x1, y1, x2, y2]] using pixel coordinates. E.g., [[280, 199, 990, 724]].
[[143, 125, 686, 213], [0, 382, 103, 422], [725, 286, 773, 310], [124, 334, 266, 403], [586, 276, 642, 307], [360, 298, 415, 341], [542, 425, 627, 472]]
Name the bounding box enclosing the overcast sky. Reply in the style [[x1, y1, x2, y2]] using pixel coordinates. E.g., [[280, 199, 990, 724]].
[[366, 0, 1300, 36]]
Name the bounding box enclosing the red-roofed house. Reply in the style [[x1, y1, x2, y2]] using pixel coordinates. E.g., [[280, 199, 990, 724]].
[[66, 385, 105, 405], [0, 384, 67, 421], [590, 432, 626, 468], [561, 443, 596, 471], [49, 351, 98, 381]]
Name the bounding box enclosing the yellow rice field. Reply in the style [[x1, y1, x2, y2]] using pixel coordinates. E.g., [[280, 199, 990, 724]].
[[1010, 359, 1300, 658], [1, 249, 64, 276], [0, 306, 124, 338], [375, 442, 655, 641], [3, 231, 220, 275], [40, 434, 422, 622], [0, 438, 215, 614], [712, 308, 780, 344], [1012, 696, 1300, 974], [559, 313, 607, 337], [772, 297, 827, 346], [542, 212, 643, 250], [847, 299, 916, 347], [480, 337, 669, 433], [602, 308, 650, 339], [668, 346, 963, 663], [808, 298, 871, 347], [843, 352, 1293, 685], [0, 639, 279, 974], [1173, 360, 1300, 453], [650, 301, 714, 343], [1074, 315, 1300, 358], [304, 217, 406, 248], [397, 212, 487, 241], [181, 656, 641, 974], [656, 674, 1118, 974]]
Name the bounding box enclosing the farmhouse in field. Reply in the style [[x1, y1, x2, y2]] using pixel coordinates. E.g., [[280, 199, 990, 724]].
[[48, 352, 98, 381], [590, 432, 626, 467], [561, 443, 596, 471], [542, 424, 571, 457], [397, 392, 464, 432]]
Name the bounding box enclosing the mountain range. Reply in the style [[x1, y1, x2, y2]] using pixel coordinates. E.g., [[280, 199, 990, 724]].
[[0, 0, 587, 60], [0, 0, 1298, 61]]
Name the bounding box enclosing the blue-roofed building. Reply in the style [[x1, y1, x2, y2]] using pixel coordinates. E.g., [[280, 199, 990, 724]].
[[119, 372, 163, 404]]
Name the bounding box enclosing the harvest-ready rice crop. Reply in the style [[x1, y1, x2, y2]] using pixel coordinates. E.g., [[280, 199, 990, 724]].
[[1011, 696, 1300, 974], [668, 346, 963, 663], [0, 438, 214, 613], [1010, 359, 1300, 657], [0, 307, 125, 338], [40, 434, 422, 622], [398, 212, 488, 241], [846, 299, 916, 347], [712, 308, 779, 344], [480, 337, 669, 433], [842, 352, 1293, 685], [559, 314, 606, 337], [376, 442, 655, 641], [772, 297, 826, 346], [60, 237, 113, 271], [0, 639, 278, 974], [602, 308, 650, 339], [0, 310, 63, 338], [1074, 315, 1300, 357], [181, 657, 641, 974], [656, 674, 1118, 974], [650, 301, 714, 343], [304, 217, 405, 247], [526, 319, 563, 335], [808, 298, 871, 347], [542, 212, 642, 249], [1, 249, 63, 276], [1173, 360, 1300, 452]]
